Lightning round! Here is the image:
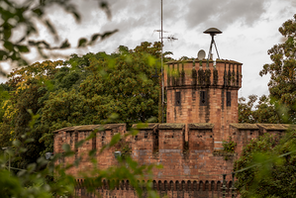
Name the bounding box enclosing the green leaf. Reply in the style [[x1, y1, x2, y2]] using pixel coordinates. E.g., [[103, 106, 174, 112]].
[[17, 45, 29, 53], [99, 2, 112, 19], [4, 41, 14, 51], [13, 140, 21, 147], [88, 149, 96, 157], [100, 29, 118, 40], [3, 25, 12, 40], [62, 144, 71, 152], [74, 157, 81, 167], [24, 138, 34, 143], [45, 20, 57, 40], [32, 8, 43, 16], [27, 163, 36, 173], [90, 33, 101, 43], [109, 133, 121, 147], [60, 39, 70, 49], [78, 38, 87, 47], [0, 50, 8, 60], [75, 140, 85, 149]]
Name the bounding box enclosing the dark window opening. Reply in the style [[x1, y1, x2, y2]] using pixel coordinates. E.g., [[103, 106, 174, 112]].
[[200, 91, 207, 106], [175, 91, 181, 106], [153, 130, 159, 154], [144, 132, 148, 138], [226, 91, 231, 106], [101, 132, 105, 145]]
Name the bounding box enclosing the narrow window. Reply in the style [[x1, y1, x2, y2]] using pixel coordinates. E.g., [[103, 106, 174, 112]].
[[175, 91, 181, 106], [200, 91, 207, 106], [226, 91, 231, 106]]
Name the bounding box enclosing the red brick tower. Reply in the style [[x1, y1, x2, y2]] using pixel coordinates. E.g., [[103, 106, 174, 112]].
[[165, 58, 242, 149]]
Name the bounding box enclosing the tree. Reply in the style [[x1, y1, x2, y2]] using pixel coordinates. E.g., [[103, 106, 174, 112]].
[[234, 130, 296, 198], [0, 60, 63, 154], [260, 14, 296, 124], [238, 95, 280, 123]]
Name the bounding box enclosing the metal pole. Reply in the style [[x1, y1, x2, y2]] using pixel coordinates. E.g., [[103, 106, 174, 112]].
[[161, 0, 164, 123], [213, 40, 220, 59], [206, 35, 214, 69]]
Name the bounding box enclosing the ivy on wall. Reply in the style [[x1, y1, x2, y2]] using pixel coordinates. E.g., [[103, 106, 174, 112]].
[[213, 69, 218, 86], [205, 69, 211, 86], [191, 69, 197, 86], [198, 69, 204, 85]]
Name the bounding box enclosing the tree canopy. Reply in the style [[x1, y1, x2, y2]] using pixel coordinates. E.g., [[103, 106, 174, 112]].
[[238, 95, 281, 123], [259, 14, 296, 124]]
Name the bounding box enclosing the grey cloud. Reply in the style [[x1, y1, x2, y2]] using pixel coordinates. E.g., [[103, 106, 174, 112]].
[[185, 0, 267, 29], [78, 0, 186, 34]]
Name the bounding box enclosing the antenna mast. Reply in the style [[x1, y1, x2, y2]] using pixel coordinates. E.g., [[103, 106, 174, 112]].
[[158, 0, 177, 123], [161, 0, 164, 123]]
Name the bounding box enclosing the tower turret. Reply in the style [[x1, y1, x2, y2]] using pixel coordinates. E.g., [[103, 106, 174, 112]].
[[165, 58, 242, 149]]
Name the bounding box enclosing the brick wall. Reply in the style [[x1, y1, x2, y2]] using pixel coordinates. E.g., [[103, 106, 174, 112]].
[[53, 123, 294, 197]]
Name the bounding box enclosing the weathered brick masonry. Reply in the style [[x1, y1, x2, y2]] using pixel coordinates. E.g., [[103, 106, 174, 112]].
[[54, 59, 293, 197]]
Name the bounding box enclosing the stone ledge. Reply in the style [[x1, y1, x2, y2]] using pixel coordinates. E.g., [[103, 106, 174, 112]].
[[257, 123, 296, 131], [166, 59, 242, 65], [158, 123, 185, 130], [53, 124, 126, 133], [229, 123, 259, 130], [131, 123, 159, 130], [188, 123, 214, 130]]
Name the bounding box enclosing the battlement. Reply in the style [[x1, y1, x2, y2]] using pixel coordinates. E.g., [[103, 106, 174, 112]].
[[54, 123, 294, 183], [165, 59, 242, 89]]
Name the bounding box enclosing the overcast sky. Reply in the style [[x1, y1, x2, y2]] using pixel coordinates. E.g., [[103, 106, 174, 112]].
[[2, 0, 296, 99]]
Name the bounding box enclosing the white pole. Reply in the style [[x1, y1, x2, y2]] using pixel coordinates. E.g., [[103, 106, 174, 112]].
[[161, 0, 164, 123]]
